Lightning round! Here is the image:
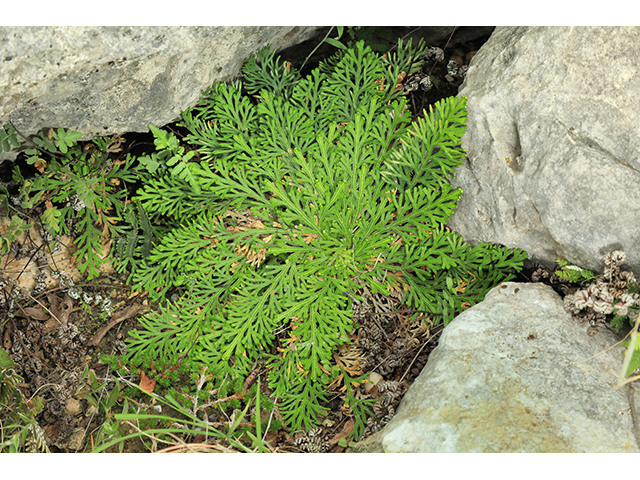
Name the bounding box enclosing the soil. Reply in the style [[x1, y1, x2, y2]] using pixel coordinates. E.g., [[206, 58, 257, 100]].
[[0, 27, 550, 453]]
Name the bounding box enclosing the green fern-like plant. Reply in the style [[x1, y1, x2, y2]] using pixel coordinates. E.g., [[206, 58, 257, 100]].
[[110, 200, 156, 276], [242, 46, 301, 101], [124, 40, 527, 433], [10, 130, 142, 279], [555, 257, 597, 283]]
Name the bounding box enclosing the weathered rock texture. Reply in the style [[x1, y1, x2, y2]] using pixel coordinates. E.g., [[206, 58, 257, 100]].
[[351, 282, 638, 453], [448, 26, 640, 274], [0, 26, 321, 160]]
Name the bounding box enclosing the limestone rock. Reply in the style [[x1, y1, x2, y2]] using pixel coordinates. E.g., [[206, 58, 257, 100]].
[[448, 26, 640, 274], [350, 282, 638, 453], [0, 26, 321, 161]]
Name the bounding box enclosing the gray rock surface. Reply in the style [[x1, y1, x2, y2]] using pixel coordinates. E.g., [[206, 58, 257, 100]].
[[447, 26, 640, 274], [351, 282, 638, 453], [0, 26, 321, 161]]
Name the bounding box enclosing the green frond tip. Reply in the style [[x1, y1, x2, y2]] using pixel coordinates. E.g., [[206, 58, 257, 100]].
[[242, 46, 301, 100], [555, 257, 597, 282]]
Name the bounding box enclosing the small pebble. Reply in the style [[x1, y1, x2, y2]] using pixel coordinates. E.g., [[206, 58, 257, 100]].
[[66, 398, 82, 416], [86, 404, 99, 417], [65, 428, 85, 451]]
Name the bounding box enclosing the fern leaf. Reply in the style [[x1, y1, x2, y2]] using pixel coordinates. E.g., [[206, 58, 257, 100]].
[[125, 301, 208, 365], [242, 46, 301, 100]]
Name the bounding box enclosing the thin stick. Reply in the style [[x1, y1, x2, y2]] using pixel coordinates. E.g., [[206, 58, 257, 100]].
[[427, 27, 458, 76], [300, 27, 336, 72], [574, 326, 633, 366], [25, 291, 64, 325], [262, 397, 278, 444], [155, 442, 238, 453]]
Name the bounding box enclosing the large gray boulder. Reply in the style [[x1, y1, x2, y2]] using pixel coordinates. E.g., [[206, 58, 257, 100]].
[[0, 26, 321, 160], [351, 282, 638, 453], [448, 26, 640, 274]]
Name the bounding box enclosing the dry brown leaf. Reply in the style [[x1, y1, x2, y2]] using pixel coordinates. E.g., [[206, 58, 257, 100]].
[[139, 370, 156, 394], [334, 344, 365, 377], [235, 244, 249, 256], [303, 233, 320, 244], [328, 373, 344, 391], [328, 419, 355, 447], [35, 158, 47, 173], [246, 249, 266, 267], [295, 360, 308, 375], [88, 304, 141, 346], [46, 293, 73, 324], [19, 307, 49, 321], [3, 323, 13, 349], [101, 221, 111, 237], [390, 236, 404, 247]]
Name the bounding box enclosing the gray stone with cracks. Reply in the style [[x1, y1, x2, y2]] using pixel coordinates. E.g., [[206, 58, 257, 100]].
[[447, 26, 640, 275]]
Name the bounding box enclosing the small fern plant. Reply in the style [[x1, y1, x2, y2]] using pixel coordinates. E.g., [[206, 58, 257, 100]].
[[555, 257, 597, 283], [1, 128, 142, 279], [123, 41, 527, 433]]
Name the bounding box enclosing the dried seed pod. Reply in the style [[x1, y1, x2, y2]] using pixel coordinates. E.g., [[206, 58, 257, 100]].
[[294, 427, 329, 453], [610, 280, 629, 298], [620, 271, 636, 283], [598, 288, 615, 304], [587, 283, 600, 298], [378, 380, 402, 399], [531, 267, 549, 282], [610, 251, 627, 265], [614, 303, 630, 316], [572, 289, 592, 311], [419, 75, 433, 91], [446, 60, 459, 77], [57, 323, 80, 346], [592, 298, 613, 315], [425, 46, 444, 62]]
